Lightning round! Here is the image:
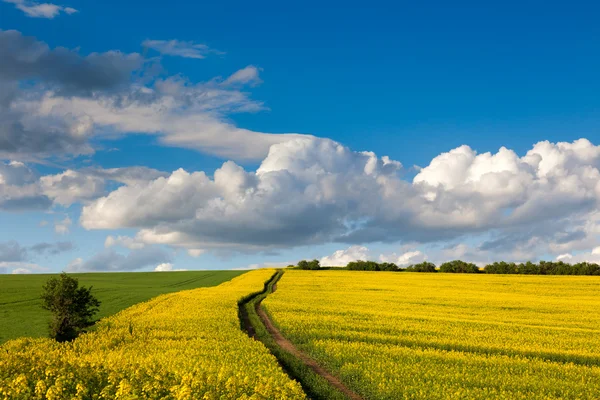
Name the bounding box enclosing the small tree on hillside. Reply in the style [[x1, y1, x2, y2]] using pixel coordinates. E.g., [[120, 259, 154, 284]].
[[41, 272, 101, 342]]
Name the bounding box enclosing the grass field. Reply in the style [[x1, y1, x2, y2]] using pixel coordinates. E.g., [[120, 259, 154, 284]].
[[264, 270, 600, 399], [0, 270, 245, 344]]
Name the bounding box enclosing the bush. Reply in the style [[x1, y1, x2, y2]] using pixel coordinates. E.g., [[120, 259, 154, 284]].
[[41, 272, 101, 342], [439, 260, 480, 273], [406, 262, 437, 272]]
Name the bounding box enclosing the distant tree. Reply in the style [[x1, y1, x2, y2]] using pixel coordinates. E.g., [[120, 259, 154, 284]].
[[379, 262, 399, 272], [346, 260, 399, 271], [41, 272, 101, 342], [484, 261, 518, 274], [297, 259, 321, 270], [439, 260, 480, 273], [405, 262, 437, 272]]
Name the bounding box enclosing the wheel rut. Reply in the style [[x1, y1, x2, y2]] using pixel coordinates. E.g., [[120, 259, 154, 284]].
[[247, 272, 364, 400]]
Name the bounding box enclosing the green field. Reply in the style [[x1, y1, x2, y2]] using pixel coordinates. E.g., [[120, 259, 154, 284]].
[[0, 270, 245, 344]]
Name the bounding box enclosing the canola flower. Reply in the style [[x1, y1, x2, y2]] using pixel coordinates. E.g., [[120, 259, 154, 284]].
[[264, 270, 600, 399], [0, 269, 306, 400]]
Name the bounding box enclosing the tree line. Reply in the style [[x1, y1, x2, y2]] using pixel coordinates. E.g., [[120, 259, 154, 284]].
[[291, 259, 600, 275]]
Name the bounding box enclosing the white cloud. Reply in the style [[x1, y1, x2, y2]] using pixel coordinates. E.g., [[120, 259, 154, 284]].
[[76, 137, 600, 260], [554, 247, 600, 264], [320, 245, 369, 267], [223, 66, 262, 86], [0, 161, 51, 211], [143, 39, 222, 59], [77, 137, 600, 261], [2, 0, 77, 18], [54, 216, 71, 234], [11, 267, 31, 274], [187, 249, 205, 257], [41, 170, 105, 206], [380, 250, 427, 266], [67, 247, 172, 272], [154, 263, 187, 272], [105, 235, 145, 250]]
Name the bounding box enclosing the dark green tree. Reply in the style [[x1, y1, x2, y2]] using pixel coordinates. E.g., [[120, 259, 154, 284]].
[[41, 272, 101, 342], [439, 260, 480, 273], [405, 262, 437, 272], [296, 259, 321, 270]]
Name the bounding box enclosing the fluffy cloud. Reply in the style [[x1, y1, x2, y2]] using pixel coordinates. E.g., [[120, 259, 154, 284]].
[[66, 247, 172, 272], [320, 245, 369, 267], [380, 250, 427, 266], [0, 161, 168, 211], [78, 137, 600, 260], [105, 235, 145, 250], [2, 0, 77, 18], [1, 29, 306, 162], [0, 161, 52, 210], [554, 247, 600, 264], [142, 39, 222, 59], [41, 170, 105, 206], [0, 30, 141, 159], [154, 262, 186, 272]]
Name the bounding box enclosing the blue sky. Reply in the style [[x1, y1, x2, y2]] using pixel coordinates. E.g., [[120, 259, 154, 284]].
[[1, 0, 599, 273]]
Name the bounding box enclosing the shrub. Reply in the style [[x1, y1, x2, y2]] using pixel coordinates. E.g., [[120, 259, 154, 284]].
[[41, 272, 101, 342]]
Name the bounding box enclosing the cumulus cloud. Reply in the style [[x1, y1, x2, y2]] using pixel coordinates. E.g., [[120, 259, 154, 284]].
[[67, 247, 172, 272], [0, 160, 52, 210], [40, 170, 105, 206], [320, 245, 369, 267], [380, 250, 427, 266], [77, 137, 600, 260], [84, 166, 168, 186], [1, 29, 307, 161], [0, 161, 168, 211], [143, 39, 222, 59], [2, 0, 77, 18], [0, 29, 141, 159], [154, 262, 186, 271], [554, 247, 600, 264]]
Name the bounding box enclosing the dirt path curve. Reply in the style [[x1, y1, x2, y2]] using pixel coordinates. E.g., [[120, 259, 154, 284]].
[[256, 284, 364, 400]]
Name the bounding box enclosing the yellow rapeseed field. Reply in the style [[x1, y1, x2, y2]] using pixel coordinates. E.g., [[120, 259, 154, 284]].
[[0, 269, 306, 400], [264, 270, 600, 399]]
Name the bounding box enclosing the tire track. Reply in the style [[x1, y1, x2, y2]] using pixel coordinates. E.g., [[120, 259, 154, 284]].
[[246, 272, 364, 400]]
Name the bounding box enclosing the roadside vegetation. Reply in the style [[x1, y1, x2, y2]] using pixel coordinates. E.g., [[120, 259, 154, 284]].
[[264, 270, 600, 399]]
